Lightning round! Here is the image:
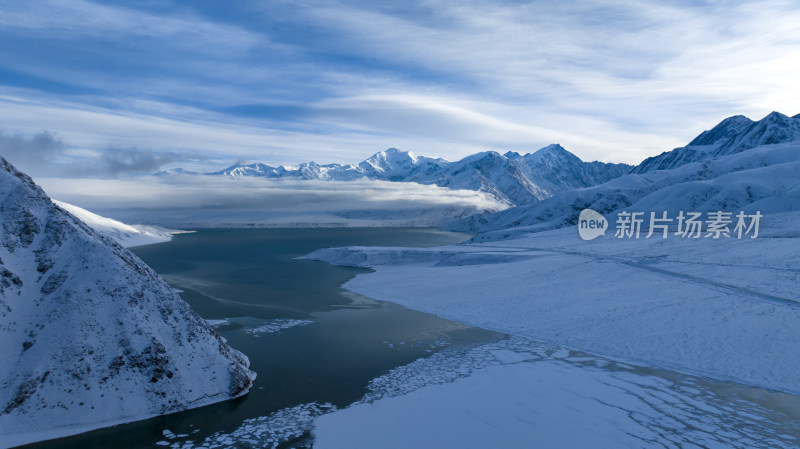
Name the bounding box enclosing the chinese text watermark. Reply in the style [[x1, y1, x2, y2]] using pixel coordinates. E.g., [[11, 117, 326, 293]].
[[578, 209, 762, 241]]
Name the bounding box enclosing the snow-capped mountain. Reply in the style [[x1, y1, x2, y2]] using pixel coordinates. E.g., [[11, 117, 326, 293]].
[[165, 146, 631, 206], [455, 144, 800, 238], [509, 144, 631, 195], [356, 147, 448, 181], [155, 167, 199, 176], [410, 150, 546, 205], [632, 112, 800, 173], [452, 111, 800, 237], [52, 200, 174, 248], [0, 157, 255, 447]]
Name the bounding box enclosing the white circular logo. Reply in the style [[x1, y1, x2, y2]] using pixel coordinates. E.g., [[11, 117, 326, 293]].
[[578, 209, 607, 240]]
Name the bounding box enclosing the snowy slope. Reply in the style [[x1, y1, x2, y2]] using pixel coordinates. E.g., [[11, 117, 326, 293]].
[[168, 146, 632, 206], [0, 157, 255, 447], [411, 151, 544, 205], [52, 200, 174, 248], [633, 111, 800, 173], [512, 144, 631, 192], [313, 337, 798, 449], [304, 210, 800, 395], [453, 141, 800, 236]]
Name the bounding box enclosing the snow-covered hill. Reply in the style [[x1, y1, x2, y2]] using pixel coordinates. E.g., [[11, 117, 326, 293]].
[[52, 200, 174, 247], [0, 157, 255, 447], [164, 146, 631, 206], [632, 111, 800, 174]]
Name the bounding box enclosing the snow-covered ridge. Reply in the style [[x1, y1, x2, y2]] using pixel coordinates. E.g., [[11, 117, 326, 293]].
[[0, 157, 255, 447], [632, 111, 800, 173], [453, 140, 800, 236], [451, 111, 800, 236], [160, 145, 632, 206], [52, 200, 176, 248]]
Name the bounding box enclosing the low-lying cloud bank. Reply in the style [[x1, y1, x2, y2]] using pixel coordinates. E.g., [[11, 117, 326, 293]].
[[37, 175, 507, 228]]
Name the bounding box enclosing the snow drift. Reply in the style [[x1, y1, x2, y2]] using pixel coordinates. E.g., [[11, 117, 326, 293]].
[[52, 200, 174, 248]]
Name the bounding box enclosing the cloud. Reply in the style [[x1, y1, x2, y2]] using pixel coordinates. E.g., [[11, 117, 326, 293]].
[[0, 0, 262, 55], [0, 94, 387, 168], [0, 130, 65, 175], [37, 175, 507, 226], [87, 147, 205, 176], [2, 1, 800, 172], [39, 175, 504, 211], [0, 127, 203, 177]]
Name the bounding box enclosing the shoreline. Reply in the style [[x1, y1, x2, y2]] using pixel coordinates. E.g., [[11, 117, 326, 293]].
[[305, 216, 800, 397]]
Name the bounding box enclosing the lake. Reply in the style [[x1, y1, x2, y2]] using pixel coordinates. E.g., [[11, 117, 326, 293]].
[[27, 228, 500, 448]]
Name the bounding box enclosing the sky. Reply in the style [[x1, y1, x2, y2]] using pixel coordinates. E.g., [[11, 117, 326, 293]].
[[1, 0, 799, 179]]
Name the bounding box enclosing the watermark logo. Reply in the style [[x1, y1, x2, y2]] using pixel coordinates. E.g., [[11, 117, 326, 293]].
[[578, 208, 608, 240], [578, 209, 763, 241]]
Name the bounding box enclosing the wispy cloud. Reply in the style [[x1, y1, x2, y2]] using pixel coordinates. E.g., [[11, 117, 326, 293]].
[[1, 0, 798, 173], [0, 0, 262, 54], [293, 0, 800, 133]]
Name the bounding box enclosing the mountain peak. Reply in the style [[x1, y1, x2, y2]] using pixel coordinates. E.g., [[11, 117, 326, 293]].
[[760, 111, 791, 124], [534, 143, 568, 155], [725, 114, 751, 121], [382, 147, 412, 156], [459, 150, 506, 164], [155, 167, 199, 176], [367, 147, 417, 163], [687, 114, 754, 146], [526, 144, 582, 165], [357, 148, 424, 181]]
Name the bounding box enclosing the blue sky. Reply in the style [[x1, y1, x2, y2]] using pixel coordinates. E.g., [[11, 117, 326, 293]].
[[1, 0, 799, 177]]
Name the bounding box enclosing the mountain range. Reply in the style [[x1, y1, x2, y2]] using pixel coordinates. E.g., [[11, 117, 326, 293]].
[[160, 144, 632, 206], [454, 111, 800, 237]]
